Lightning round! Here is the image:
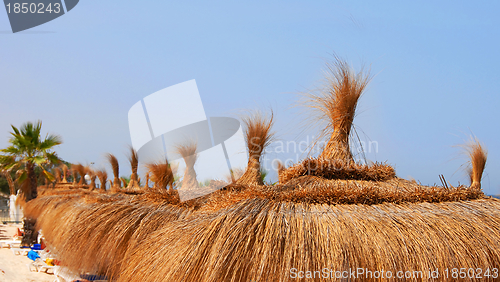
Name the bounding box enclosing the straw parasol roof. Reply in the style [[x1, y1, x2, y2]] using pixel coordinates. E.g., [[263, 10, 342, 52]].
[[22, 57, 500, 281]]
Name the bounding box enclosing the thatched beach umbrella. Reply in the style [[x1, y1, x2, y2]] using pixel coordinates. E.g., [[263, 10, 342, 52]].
[[22, 57, 500, 282], [24, 189, 191, 280]]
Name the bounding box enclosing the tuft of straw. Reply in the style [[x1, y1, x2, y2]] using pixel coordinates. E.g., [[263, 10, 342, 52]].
[[142, 173, 150, 189], [175, 142, 199, 190], [70, 164, 79, 186], [96, 169, 108, 190], [127, 147, 140, 189], [69, 164, 89, 187], [463, 136, 487, 189], [54, 167, 61, 183], [301, 56, 370, 163], [237, 111, 275, 185], [60, 164, 69, 183], [107, 154, 121, 192], [87, 169, 97, 191], [145, 159, 175, 191]]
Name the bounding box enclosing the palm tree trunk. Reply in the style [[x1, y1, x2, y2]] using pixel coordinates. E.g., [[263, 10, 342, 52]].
[[2, 171, 16, 195], [22, 162, 38, 246]]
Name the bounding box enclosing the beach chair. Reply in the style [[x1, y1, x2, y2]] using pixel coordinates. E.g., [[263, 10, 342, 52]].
[[11, 247, 30, 255], [81, 273, 108, 281], [0, 239, 21, 248], [26, 258, 55, 273], [54, 266, 108, 282], [54, 266, 82, 282]]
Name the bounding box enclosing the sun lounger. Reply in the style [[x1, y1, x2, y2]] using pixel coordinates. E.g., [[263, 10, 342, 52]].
[[11, 247, 30, 255], [0, 239, 21, 248], [54, 266, 108, 282], [54, 266, 83, 282], [26, 258, 55, 274]]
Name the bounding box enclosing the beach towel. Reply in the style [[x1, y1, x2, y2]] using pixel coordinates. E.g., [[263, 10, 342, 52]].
[[27, 250, 40, 261]]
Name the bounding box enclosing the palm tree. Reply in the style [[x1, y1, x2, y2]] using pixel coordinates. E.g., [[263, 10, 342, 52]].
[[0, 121, 62, 245]]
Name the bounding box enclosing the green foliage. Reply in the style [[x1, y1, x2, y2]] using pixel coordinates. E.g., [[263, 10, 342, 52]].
[[120, 176, 130, 186], [260, 167, 268, 183], [199, 179, 212, 187], [0, 176, 9, 195], [0, 121, 62, 200]]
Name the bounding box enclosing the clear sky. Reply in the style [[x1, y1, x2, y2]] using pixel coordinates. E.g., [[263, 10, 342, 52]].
[[1, 1, 498, 194]]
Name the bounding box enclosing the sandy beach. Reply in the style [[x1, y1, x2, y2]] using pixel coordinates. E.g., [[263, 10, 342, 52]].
[[0, 224, 54, 282]]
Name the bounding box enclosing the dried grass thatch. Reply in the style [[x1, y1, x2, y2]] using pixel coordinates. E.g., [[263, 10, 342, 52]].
[[106, 154, 121, 192], [200, 177, 485, 212], [25, 167, 495, 282], [23, 190, 191, 280], [279, 157, 395, 184], [176, 142, 199, 190], [119, 198, 500, 282], [236, 111, 275, 185]]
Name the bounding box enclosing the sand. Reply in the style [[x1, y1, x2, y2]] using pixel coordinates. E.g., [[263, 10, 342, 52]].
[[0, 224, 54, 282]]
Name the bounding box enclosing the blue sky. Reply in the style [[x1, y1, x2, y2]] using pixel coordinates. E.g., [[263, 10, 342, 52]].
[[1, 1, 498, 194]]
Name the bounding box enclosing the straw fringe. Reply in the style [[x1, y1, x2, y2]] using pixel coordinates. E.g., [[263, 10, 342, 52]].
[[279, 157, 395, 184]]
